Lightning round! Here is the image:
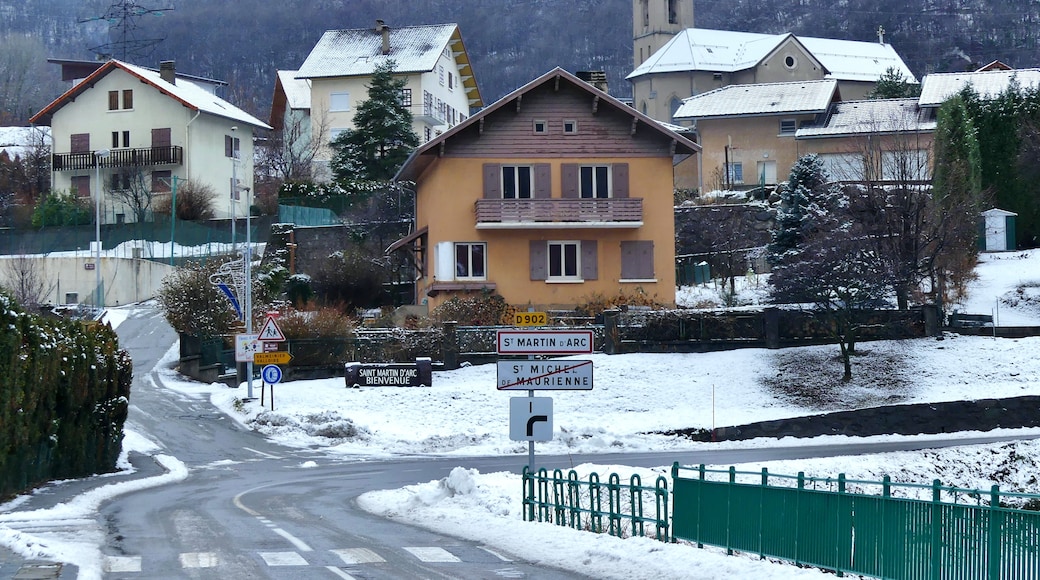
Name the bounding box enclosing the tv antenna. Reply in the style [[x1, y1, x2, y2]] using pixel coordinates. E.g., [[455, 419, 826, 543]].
[[80, 0, 173, 62]]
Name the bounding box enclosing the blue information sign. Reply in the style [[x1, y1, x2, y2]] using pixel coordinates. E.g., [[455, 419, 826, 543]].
[[261, 364, 283, 384]]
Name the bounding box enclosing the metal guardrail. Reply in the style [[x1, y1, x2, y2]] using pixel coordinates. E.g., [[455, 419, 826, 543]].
[[522, 467, 670, 541]]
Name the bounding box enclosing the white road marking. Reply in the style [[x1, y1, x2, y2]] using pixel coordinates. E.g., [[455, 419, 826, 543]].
[[104, 555, 142, 572], [479, 546, 514, 562], [242, 446, 281, 459], [273, 527, 313, 551], [332, 547, 386, 564], [325, 566, 359, 579], [258, 551, 309, 566], [179, 552, 219, 568], [403, 546, 462, 562]]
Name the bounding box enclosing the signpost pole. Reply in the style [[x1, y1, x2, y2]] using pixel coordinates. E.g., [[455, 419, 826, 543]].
[[527, 308, 536, 472]]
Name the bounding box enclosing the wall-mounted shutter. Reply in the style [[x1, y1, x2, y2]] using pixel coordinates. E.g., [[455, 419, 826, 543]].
[[561, 164, 579, 198], [151, 128, 171, 147], [620, 240, 654, 279], [225, 135, 233, 158], [435, 241, 455, 281], [581, 240, 598, 280], [70, 133, 90, 153], [613, 163, 629, 198], [483, 163, 501, 199], [534, 163, 551, 198], [529, 240, 547, 280]]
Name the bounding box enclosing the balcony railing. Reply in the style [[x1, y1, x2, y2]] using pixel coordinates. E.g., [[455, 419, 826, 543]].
[[474, 198, 643, 228], [53, 146, 184, 171]]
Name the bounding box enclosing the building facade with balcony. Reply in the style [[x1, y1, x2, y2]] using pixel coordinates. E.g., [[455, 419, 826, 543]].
[[291, 20, 483, 182], [392, 67, 699, 310], [31, 59, 271, 223]]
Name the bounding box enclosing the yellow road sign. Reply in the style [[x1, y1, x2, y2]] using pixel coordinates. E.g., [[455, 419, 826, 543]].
[[513, 311, 548, 326], [253, 351, 292, 365]]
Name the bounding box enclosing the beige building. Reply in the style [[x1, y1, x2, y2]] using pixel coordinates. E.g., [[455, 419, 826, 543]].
[[292, 21, 483, 182], [31, 60, 270, 223], [392, 68, 699, 311]]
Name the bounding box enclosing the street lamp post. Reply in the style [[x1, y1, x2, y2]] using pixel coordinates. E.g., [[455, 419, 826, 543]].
[[94, 148, 110, 311]]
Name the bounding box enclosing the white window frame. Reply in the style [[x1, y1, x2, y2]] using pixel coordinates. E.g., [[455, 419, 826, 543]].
[[454, 242, 486, 280], [329, 128, 347, 143], [330, 92, 351, 112], [501, 165, 534, 199], [547, 241, 581, 281], [579, 165, 612, 198], [727, 162, 744, 184]]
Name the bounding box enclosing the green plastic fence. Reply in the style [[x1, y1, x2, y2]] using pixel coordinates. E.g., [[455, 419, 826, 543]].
[[671, 463, 1040, 579]]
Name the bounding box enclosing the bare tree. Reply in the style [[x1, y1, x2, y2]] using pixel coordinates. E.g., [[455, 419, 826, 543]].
[[152, 179, 216, 221], [258, 110, 331, 183], [1, 254, 54, 309], [108, 169, 153, 223], [0, 35, 59, 124]]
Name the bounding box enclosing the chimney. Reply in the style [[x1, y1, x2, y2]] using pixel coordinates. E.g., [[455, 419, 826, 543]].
[[576, 71, 608, 94], [376, 19, 390, 55], [160, 60, 176, 85]]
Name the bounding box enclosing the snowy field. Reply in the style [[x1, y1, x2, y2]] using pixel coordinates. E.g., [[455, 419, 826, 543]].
[[4, 250, 1040, 578]]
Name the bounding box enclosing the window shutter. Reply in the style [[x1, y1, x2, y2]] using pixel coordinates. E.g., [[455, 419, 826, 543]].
[[561, 164, 579, 198], [435, 242, 455, 281], [225, 135, 233, 158], [483, 163, 501, 199], [534, 164, 551, 198], [151, 128, 171, 147], [71, 133, 89, 153], [581, 240, 598, 280], [621, 240, 654, 279], [613, 163, 629, 198], [122, 89, 133, 109], [529, 240, 547, 280], [108, 91, 119, 110]]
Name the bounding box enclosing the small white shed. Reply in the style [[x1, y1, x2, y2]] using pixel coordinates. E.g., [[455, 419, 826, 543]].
[[980, 208, 1017, 252]]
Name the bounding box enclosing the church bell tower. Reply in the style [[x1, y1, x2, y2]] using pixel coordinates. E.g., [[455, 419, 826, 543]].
[[633, 0, 694, 69]]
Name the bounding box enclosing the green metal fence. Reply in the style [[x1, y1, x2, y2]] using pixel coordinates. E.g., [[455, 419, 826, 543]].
[[521, 467, 670, 541], [671, 463, 1040, 580]]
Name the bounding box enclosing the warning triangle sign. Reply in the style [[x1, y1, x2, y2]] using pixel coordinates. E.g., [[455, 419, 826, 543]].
[[257, 316, 286, 341]]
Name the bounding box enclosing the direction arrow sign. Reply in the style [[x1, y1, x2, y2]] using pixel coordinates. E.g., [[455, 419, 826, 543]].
[[509, 397, 553, 441], [497, 360, 593, 390], [496, 329, 593, 355], [253, 351, 293, 365]]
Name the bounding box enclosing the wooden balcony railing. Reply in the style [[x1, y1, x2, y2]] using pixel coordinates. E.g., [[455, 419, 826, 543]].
[[52, 146, 184, 171], [474, 198, 643, 228]]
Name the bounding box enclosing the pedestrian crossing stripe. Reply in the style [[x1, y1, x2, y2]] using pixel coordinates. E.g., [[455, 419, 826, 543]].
[[332, 547, 385, 564], [106, 546, 466, 571], [179, 552, 218, 568], [402, 546, 462, 562]]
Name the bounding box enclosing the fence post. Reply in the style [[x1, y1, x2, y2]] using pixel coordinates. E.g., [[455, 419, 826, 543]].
[[656, 475, 669, 542], [764, 307, 780, 349], [727, 466, 736, 555], [760, 468, 768, 559], [442, 321, 458, 370], [796, 472, 805, 567], [603, 309, 620, 355], [522, 466, 534, 522], [988, 485, 1001, 580], [931, 479, 942, 580], [630, 473, 644, 537], [837, 473, 846, 577]]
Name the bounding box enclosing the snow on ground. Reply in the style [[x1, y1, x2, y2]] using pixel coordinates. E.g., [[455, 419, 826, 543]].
[[3, 250, 1040, 579]]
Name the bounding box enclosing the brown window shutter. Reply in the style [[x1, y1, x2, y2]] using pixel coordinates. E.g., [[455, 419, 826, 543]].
[[613, 163, 629, 198], [621, 240, 654, 279], [70, 133, 89, 153], [529, 240, 547, 280], [534, 163, 551, 198], [151, 128, 171, 147], [225, 135, 233, 158], [561, 164, 579, 198], [122, 89, 133, 109], [581, 240, 598, 280], [108, 91, 119, 110], [71, 176, 90, 198], [483, 163, 501, 199]]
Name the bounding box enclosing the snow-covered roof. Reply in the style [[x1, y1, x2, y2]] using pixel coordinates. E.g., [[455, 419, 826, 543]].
[[919, 68, 1040, 107], [296, 22, 482, 107], [0, 126, 50, 159], [628, 28, 916, 84], [276, 70, 311, 110], [796, 98, 935, 138], [674, 79, 837, 120], [30, 60, 270, 130]]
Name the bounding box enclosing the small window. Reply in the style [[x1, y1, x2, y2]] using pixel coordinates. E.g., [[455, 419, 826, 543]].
[[399, 88, 412, 107], [111, 132, 119, 148], [330, 128, 346, 143], [533, 120, 547, 134], [779, 119, 797, 134], [108, 91, 119, 111], [71, 175, 91, 198], [152, 170, 172, 193], [579, 165, 611, 198], [65, 293, 78, 305], [448, 72, 454, 90], [713, 72, 723, 81], [439, 65, 445, 86], [454, 243, 486, 279], [784, 55, 797, 69], [502, 166, 533, 199], [548, 241, 581, 280], [727, 162, 744, 184], [122, 89, 133, 109], [563, 120, 577, 134], [122, 130, 130, 148], [225, 135, 241, 158], [330, 92, 350, 112]]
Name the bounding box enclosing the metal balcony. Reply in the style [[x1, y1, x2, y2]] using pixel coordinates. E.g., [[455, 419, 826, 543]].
[[474, 198, 643, 229], [52, 146, 184, 171]]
